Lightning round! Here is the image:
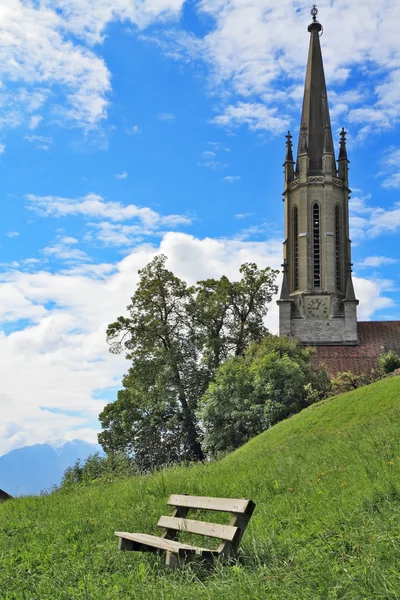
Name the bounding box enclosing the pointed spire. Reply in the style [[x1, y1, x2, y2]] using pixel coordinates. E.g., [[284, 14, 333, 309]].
[[299, 123, 308, 154], [344, 264, 358, 303], [323, 123, 333, 154], [280, 262, 290, 300], [297, 7, 334, 173], [285, 131, 294, 162], [338, 127, 348, 160]]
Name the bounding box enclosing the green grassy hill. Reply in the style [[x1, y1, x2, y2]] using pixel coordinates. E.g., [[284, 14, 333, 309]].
[[1, 376, 400, 599]]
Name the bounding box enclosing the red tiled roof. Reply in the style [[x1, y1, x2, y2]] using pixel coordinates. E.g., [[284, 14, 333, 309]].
[[315, 321, 400, 376]]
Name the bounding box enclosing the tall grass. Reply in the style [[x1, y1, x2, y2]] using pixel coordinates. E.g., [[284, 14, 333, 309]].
[[1, 377, 400, 599]]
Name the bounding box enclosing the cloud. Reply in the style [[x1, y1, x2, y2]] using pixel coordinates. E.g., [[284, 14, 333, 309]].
[[350, 193, 400, 240], [29, 115, 43, 130], [353, 276, 394, 320], [43, 235, 91, 263], [6, 232, 19, 238], [358, 256, 399, 268], [235, 212, 254, 219], [212, 102, 289, 134], [25, 135, 54, 150], [116, 171, 128, 180], [197, 161, 227, 170], [150, 1, 400, 137], [127, 125, 140, 134], [223, 175, 241, 183], [379, 147, 400, 189], [157, 112, 176, 121], [0, 143, 5, 154], [0, 0, 185, 131], [25, 192, 193, 247]]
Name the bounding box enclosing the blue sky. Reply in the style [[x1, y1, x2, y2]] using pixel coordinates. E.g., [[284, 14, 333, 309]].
[[0, 0, 399, 454]]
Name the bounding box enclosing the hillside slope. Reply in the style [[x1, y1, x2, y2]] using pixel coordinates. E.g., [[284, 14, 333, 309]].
[[1, 377, 400, 599]]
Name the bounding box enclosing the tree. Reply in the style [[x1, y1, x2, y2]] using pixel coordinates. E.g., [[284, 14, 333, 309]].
[[99, 255, 278, 470], [197, 335, 331, 457]]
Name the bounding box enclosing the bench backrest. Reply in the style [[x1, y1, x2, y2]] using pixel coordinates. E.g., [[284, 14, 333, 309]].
[[158, 494, 255, 559]]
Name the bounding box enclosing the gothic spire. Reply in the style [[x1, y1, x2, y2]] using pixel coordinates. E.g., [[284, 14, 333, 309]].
[[297, 7, 335, 173], [338, 127, 348, 161], [285, 131, 294, 162]]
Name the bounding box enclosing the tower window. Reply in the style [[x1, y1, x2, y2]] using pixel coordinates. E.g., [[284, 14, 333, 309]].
[[293, 206, 299, 290], [335, 205, 341, 290], [313, 203, 321, 287]]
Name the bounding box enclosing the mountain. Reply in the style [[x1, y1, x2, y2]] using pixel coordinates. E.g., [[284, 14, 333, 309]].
[[0, 440, 103, 496]]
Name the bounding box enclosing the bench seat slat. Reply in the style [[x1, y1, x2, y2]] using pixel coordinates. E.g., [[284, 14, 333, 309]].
[[115, 532, 213, 554], [167, 495, 250, 514], [158, 516, 238, 541]]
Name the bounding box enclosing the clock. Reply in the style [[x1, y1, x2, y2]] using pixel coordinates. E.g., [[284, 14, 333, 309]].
[[306, 297, 329, 319]]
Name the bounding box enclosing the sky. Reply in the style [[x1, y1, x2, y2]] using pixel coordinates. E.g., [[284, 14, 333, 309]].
[[0, 0, 399, 455]]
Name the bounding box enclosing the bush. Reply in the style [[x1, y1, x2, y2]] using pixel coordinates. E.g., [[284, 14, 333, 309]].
[[377, 350, 400, 375], [60, 452, 136, 488]]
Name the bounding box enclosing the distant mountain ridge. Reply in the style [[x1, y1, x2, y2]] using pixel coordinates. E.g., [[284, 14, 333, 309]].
[[0, 440, 103, 497]]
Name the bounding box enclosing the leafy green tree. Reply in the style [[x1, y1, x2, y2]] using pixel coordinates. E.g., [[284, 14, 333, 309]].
[[198, 335, 331, 457], [99, 255, 278, 470]]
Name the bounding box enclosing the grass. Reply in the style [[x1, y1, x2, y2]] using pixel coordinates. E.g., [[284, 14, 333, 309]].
[[1, 376, 400, 599]]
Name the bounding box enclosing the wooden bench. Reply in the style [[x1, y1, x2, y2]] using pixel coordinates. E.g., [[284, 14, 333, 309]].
[[116, 494, 256, 568]]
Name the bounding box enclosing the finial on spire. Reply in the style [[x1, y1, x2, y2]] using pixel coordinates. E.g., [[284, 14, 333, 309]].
[[339, 127, 348, 160], [311, 5, 318, 22], [285, 130, 294, 162]]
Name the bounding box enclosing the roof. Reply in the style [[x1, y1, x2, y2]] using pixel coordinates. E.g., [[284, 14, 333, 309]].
[[315, 321, 400, 376], [0, 488, 12, 501]]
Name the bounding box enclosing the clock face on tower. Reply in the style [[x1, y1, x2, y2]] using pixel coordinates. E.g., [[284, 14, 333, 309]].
[[306, 297, 329, 319]]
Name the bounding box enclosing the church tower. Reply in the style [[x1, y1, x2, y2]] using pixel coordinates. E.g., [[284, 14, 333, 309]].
[[278, 7, 358, 345]]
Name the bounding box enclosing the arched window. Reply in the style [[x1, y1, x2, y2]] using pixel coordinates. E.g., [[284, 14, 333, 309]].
[[293, 205, 299, 290], [335, 205, 341, 290], [313, 203, 321, 288]]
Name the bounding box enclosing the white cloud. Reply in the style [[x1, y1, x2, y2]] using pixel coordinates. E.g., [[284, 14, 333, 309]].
[[25, 135, 54, 150], [197, 161, 228, 170], [212, 102, 289, 134], [127, 125, 140, 134], [6, 232, 19, 238], [116, 171, 128, 179], [29, 115, 43, 130], [157, 112, 176, 121], [0, 143, 5, 154], [150, 1, 400, 136], [379, 147, 400, 189], [25, 192, 193, 247], [43, 235, 91, 263], [235, 212, 254, 219], [358, 256, 399, 268], [0, 0, 185, 131], [224, 175, 241, 183], [350, 193, 400, 240], [353, 276, 394, 320]]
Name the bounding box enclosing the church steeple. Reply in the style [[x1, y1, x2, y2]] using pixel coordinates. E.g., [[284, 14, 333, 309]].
[[278, 7, 358, 346], [297, 6, 335, 175]]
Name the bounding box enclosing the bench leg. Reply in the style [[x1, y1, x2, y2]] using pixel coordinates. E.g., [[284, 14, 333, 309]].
[[165, 551, 179, 568]]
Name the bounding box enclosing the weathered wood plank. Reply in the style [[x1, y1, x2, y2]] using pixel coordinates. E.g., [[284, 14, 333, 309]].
[[217, 500, 256, 558], [167, 495, 251, 514], [157, 516, 238, 541], [115, 532, 210, 553]]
